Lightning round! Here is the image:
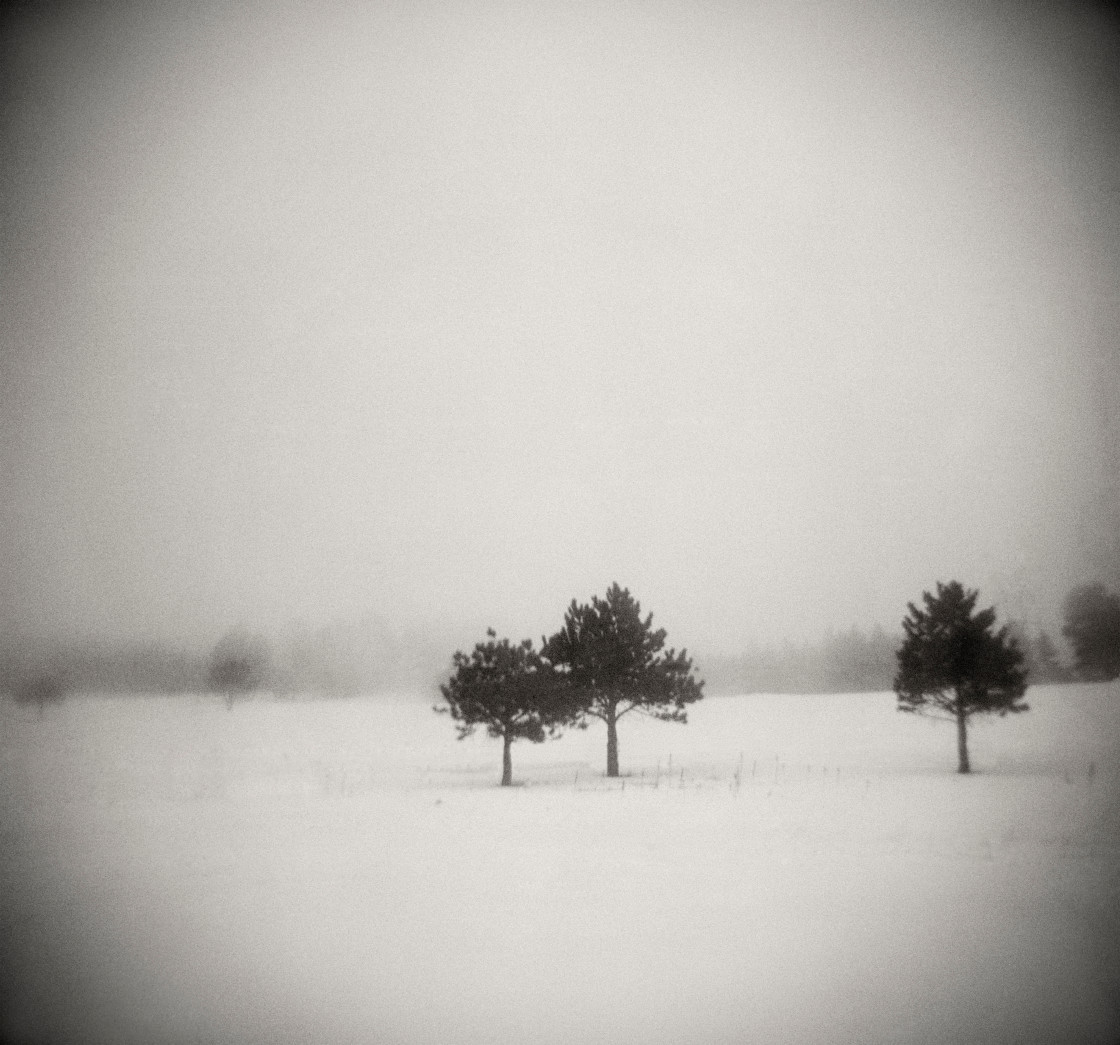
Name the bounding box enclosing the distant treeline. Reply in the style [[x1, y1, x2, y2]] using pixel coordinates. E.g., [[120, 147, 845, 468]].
[[0, 638, 209, 697], [0, 617, 457, 700], [0, 618, 1077, 700], [701, 623, 1073, 695]]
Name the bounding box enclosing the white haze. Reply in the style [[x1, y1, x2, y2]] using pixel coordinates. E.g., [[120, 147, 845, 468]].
[[2, 0, 1118, 653]]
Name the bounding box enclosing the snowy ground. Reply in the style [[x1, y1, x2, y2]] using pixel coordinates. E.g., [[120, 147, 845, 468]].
[[2, 685, 1119, 1045]]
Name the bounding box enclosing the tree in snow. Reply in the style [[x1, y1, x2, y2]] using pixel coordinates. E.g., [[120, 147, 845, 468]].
[[895, 581, 1027, 774], [1061, 583, 1120, 682], [15, 672, 66, 716], [544, 583, 704, 777], [209, 628, 271, 707], [437, 629, 575, 786]]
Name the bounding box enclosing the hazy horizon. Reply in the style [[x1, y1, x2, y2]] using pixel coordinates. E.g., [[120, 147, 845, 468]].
[[3, 0, 1118, 658]]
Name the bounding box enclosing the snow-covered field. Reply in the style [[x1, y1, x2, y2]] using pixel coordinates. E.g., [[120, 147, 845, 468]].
[[2, 685, 1119, 1045]]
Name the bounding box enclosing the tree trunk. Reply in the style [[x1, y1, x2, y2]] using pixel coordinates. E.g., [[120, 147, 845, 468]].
[[501, 733, 513, 787], [956, 701, 970, 774], [606, 708, 619, 778]]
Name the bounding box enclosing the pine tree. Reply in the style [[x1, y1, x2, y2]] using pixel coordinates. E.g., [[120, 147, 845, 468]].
[[437, 630, 574, 786], [544, 583, 704, 777], [895, 581, 1027, 773]]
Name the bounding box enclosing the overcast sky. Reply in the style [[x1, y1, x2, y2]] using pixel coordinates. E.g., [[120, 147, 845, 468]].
[[2, 0, 1118, 654]]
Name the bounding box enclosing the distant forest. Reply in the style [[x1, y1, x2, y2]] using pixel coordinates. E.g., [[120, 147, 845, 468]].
[[702, 623, 1071, 695], [0, 617, 457, 700], [0, 617, 1074, 700]]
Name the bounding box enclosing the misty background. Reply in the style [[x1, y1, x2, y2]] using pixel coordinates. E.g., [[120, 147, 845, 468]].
[[2, 0, 1118, 693]]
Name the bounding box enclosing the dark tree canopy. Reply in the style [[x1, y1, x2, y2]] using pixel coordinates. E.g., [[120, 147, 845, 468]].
[[437, 629, 575, 785], [208, 628, 271, 704], [15, 673, 66, 714], [895, 581, 1027, 773], [1062, 583, 1120, 682], [210, 656, 255, 692], [544, 583, 704, 777]]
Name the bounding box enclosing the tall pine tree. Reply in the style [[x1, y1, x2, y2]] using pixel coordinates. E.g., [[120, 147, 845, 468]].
[[544, 584, 704, 777], [895, 581, 1027, 773]]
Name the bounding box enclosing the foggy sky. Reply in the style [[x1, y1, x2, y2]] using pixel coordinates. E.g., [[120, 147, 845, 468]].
[[2, 0, 1118, 655]]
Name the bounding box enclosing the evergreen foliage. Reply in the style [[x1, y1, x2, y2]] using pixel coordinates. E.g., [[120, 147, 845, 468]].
[[1061, 583, 1120, 682], [437, 629, 574, 786], [544, 583, 704, 777], [895, 581, 1027, 773]]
